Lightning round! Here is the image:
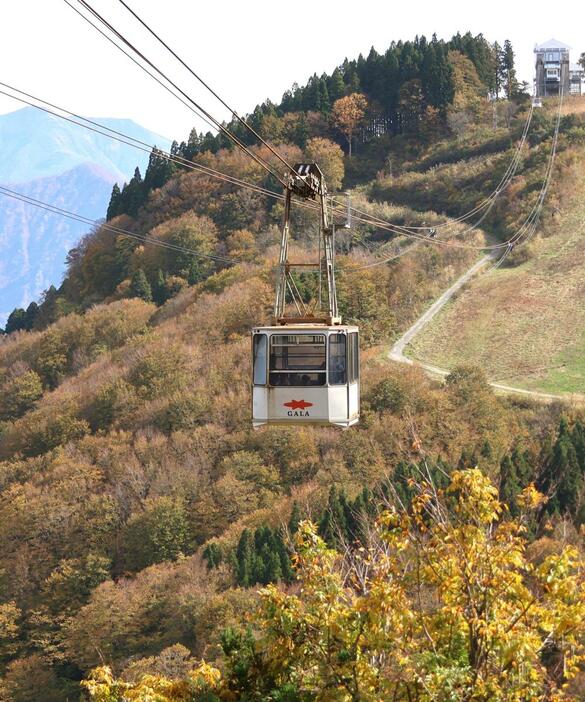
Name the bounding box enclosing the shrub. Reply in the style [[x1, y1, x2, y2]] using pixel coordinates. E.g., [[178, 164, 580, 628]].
[[0, 371, 43, 421], [128, 345, 188, 400], [28, 411, 90, 456], [156, 390, 211, 432], [34, 330, 68, 388], [88, 379, 139, 431], [502, 244, 533, 267], [121, 497, 191, 572], [369, 377, 407, 414]]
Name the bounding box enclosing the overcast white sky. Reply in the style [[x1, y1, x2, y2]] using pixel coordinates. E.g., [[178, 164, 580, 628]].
[[1, 0, 584, 140]]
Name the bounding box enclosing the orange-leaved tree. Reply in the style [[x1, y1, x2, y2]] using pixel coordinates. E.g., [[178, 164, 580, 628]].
[[331, 93, 368, 157]]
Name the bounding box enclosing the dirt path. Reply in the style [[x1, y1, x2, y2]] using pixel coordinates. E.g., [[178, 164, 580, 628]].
[[388, 255, 584, 404]]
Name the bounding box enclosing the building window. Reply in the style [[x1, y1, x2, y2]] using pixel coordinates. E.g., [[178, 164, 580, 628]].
[[329, 334, 347, 385], [253, 334, 267, 386], [269, 334, 326, 386]]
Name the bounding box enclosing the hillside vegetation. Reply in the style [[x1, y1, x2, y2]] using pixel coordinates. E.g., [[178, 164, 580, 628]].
[[1, 34, 585, 702], [408, 99, 585, 395]]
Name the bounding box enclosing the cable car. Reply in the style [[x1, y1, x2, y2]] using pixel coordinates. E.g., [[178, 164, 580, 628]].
[[251, 163, 360, 429], [252, 325, 359, 428]]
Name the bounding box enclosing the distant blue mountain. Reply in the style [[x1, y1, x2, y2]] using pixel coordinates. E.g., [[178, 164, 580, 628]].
[[0, 107, 172, 325], [0, 107, 170, 183]]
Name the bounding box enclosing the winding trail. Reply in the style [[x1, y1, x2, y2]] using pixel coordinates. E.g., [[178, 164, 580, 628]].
[[388, 255, 584, 404]]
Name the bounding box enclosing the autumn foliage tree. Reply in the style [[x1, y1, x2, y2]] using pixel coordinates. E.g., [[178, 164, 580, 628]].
[[83, 469, 585, 701], [304, 137, 345, 191], [331, 93, 368, 157]]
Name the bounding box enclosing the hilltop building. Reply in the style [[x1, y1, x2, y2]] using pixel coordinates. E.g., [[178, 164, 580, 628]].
[[569, 64, 584, 95], [534, 39, 571, 97]]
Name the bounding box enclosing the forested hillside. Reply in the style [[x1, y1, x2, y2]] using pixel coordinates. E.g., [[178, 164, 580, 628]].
[[0, 107, 170, 325], [1, 32, 585, 701]]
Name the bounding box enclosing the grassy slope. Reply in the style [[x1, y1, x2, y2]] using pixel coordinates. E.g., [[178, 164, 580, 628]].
[[408, 149, 585, 394]]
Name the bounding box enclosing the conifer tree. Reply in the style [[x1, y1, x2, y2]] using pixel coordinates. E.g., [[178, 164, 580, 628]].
[[502, 40, 518, 99], [152, 269, 167, 306], [492, 42, 504, 98], [328, 68, 346, 102], [318, 486, 349, 548], [106, 183, 121, 220], [288, 502, 301, 534], [540, 419, 583, 518], [572, 420, 585, 469], [128, 269, 152, 302], [480, 439, 493, 460], [421, 39, 455, 109], [120, 167, 145, 218], [24, 302, 39, 330], [4, 308, 27, 334], [144, 149, 176, 192], [499, 455, 521, 516], [235, 529, 255, 587], [203, 543, 222, 570]]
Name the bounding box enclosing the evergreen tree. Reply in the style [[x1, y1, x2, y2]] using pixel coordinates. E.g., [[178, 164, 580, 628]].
[[128, 269, 152, 302], [152, 269, 167, 306], [33, 285, 60, 330], [492, 42, 504, 98], [421, 39, 455, 109], [288, 501, 301, 534], [394, 461, 416, 506], [317, 78, 331, 114], [480, 439, 493, 460], [106, 183, 122, 220], [181, 128, 203, 161], [540, 419, 583, 517], [502, 40, 518, 99], [499, 455, 521, 516], [235, 529, 255, 587], [318, 486, 350, 548], [203, 543, 222, 570], [4, 308, 27, 334], [121, 167, 145, 218], [572, 420, 585, 470], [328, 67, 346, 102], [264, 550, 282, 584], [511, 447, 532, 486], [345, 65, 361, 94], [143, 148, 176, 192], [24, 302, 39, 330], [450, 32, 496, 92]]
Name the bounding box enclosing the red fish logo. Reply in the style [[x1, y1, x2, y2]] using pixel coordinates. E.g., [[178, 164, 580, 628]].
[[284, 399, 313, 410]]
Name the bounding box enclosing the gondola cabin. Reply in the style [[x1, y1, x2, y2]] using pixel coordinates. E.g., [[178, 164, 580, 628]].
[[252, 325, 359, 429], [253, 161, 360, 428]]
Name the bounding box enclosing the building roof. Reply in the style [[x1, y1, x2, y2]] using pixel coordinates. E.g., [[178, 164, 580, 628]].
[[535, 39, 571, 51]]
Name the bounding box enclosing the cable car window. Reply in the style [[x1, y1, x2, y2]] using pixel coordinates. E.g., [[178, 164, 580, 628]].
[[329, 334, 347, 385], [253, 334, 267, 386], [349, 332, 359, 383], [269, 334, 326, 386]]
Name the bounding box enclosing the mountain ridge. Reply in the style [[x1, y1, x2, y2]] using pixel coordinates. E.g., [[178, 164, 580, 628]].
[[0, 106, 170, 183], [0, 107, 171, 323]]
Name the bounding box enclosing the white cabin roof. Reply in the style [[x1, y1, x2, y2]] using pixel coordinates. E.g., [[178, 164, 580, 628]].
[[535, 39, 571, 51]]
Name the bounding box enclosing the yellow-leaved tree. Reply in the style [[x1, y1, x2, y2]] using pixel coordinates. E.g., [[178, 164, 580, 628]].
[[83, 469, 585, 701]]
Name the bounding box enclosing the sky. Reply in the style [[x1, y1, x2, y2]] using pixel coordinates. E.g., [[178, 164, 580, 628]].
[[1, 0, 584, 140]]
